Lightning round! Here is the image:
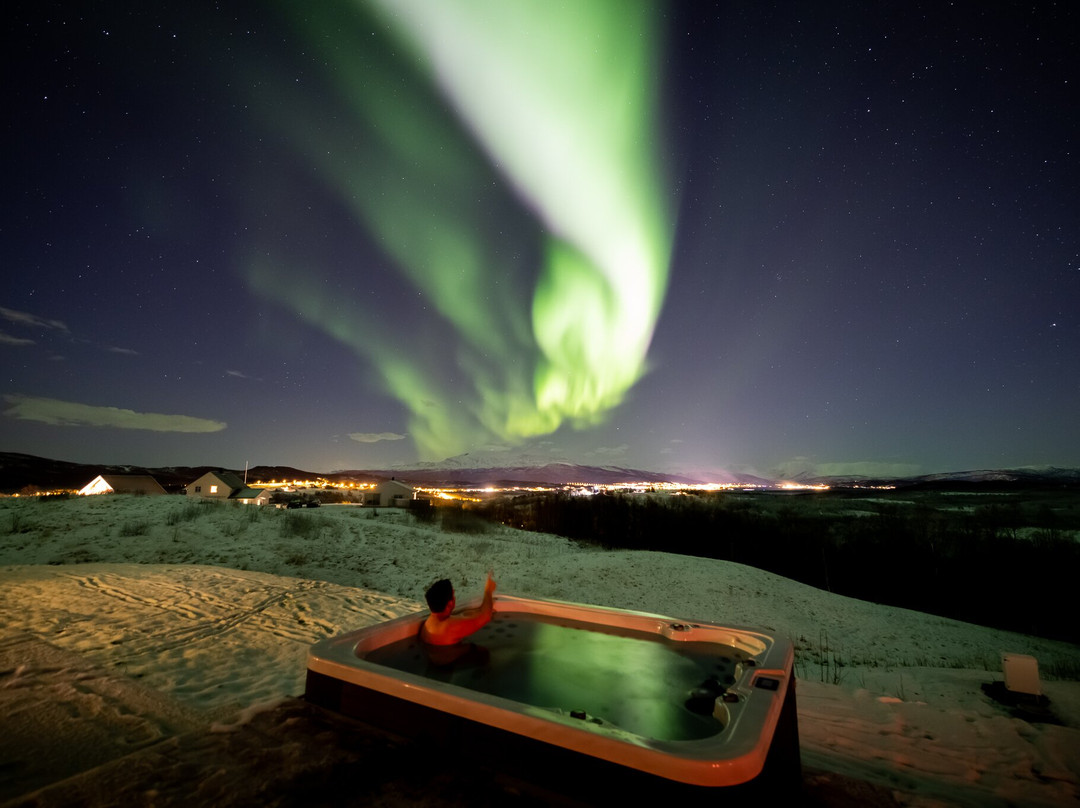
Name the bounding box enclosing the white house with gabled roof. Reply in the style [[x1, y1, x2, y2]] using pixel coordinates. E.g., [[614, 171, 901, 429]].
[[363, 478, 416, 507], [78, 474, 167, 496], [184, 470, 269, 504], [186, 471, 246, 499]]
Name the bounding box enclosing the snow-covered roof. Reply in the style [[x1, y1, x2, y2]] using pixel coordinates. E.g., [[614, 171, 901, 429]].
[[78, 474, 167, 496], [374, 478, 414, 493], [231, 487, 269, 501], [186, 470, 246, 492]]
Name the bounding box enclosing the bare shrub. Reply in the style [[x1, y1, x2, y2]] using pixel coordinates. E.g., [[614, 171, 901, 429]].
[[279, 512, 331, 540], [440, 506, 492, 535]]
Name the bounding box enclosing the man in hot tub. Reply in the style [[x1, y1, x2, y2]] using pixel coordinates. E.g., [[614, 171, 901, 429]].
[[420, 572, 497, 648]]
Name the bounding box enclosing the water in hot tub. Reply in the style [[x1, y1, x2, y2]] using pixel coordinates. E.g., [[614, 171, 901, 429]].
[[364, 612, 746, 741]]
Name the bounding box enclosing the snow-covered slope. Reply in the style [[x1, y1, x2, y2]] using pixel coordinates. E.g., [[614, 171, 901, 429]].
[[1, 495, 1078, 805]]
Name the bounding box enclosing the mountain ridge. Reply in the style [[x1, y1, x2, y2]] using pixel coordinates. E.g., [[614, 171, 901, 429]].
[[2, 451, 1078, 494]]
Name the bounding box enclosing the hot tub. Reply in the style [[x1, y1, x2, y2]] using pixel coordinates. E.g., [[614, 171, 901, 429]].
[[306, 594, 798, 796]]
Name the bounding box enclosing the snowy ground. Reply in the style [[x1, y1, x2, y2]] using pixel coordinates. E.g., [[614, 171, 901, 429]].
[[1, 495, 1078, 806]]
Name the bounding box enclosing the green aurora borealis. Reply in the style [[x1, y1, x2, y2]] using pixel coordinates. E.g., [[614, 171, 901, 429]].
[[249, 0, 672, 461], [7, 1, 1077, 475]]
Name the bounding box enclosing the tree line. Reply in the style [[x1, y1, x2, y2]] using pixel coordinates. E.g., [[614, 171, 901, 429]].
[[475, 491, 1080, 644]]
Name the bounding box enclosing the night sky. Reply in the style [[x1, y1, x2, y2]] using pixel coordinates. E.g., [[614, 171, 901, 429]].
[[4, 1, 1077, 478]]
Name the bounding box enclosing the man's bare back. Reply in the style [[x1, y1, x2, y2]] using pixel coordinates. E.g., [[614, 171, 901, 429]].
[[420, 573, 497, 646]]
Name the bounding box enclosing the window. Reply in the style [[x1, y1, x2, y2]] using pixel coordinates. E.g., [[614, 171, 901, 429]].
[[210, 485, 218, 494]]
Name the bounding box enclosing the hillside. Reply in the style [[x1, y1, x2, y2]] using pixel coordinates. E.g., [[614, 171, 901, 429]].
[[1, 494, 1078, 805]]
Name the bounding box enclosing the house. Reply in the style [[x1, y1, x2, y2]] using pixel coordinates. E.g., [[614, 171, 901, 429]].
[[184, 471, 270, 505], [363, 478, 416, 507], [186, 471, 246, 500], [186, 470, 272, 505], [78, 474, 167, 496], [231, 487, 273, 506]]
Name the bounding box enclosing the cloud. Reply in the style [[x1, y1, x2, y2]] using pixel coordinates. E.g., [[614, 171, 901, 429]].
[[775, 457, 921, 479], [2, 308, 143, 360], [349, 432, 406, 444], [2, 395, 226, 433], [814, 461, 922, 478], [773, 457, 815, 478], [0, 331, 35, 346], [592, 444, 629, 457], [0, 307, 68, 332]]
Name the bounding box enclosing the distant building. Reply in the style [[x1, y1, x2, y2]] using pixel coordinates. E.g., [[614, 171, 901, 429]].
[[185, 471, 271, 505], [231, 487, 273, 506], [186, 471, 245, 499], [78, 474, 167, 496], [363, 478, 416, 507]]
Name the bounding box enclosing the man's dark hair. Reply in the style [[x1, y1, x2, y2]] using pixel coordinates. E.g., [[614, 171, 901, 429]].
[[425, 578, 454, 612]]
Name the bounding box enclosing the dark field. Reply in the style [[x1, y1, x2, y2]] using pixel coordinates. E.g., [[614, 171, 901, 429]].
[[477, 487, 1080, 645]]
